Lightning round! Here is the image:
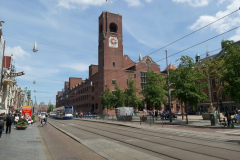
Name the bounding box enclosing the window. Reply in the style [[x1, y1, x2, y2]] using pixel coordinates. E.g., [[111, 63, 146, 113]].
[[207, 94, 209, 100], [220, 79, 224, 86], [112, 79, 116, 85], [212, 79, 216, 88], [140, 71, 147, 89], [222, 94, 226, 100], [126, 79, 128, 85], [99, 24, 103, 34], [92, 96, 94, 101], [109, 23, 117, 33], [113, 62, 115, 67], [134, 74, 136, 78], [213, 92, 217, 101]]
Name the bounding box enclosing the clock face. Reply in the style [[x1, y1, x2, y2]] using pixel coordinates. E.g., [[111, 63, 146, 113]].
[[109, 37, 118, 48]]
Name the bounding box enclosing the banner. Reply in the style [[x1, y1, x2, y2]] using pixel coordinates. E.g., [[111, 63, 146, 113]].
[[8, 71, 25, 77], [22, 106, 32, 118]]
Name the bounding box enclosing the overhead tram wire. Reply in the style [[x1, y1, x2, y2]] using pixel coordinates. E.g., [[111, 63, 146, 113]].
[[9, 9, 240, 88], [102, 8, 240, 78], [105, 25, 240, 85]]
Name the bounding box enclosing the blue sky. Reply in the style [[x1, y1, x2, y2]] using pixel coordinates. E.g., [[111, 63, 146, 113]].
[[0, 0, 240, 105]]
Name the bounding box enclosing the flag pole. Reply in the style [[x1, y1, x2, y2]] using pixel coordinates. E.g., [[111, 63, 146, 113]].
[[110, 0, 111, 12]]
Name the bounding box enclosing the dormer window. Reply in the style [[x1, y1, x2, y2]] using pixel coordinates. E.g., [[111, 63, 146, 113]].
[[113, 62, 115, 67], [109, 23, 117, 33]]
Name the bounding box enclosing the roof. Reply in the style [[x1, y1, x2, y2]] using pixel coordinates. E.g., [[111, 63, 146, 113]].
[[3, 56, 11, 69], [162, 63, 177, 72], [197, 40, 240, 66]]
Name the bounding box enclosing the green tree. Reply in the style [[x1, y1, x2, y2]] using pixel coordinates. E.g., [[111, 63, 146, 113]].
[[202, 56, 226, 120], [100, 86, 114, 114], [47, 105, 54, 113], [170, 56, 207, 124], [221, 40, 240, 103], [125, 76, 142, 110], [141, 70, 167, 110], [112, 83, 125, 108]]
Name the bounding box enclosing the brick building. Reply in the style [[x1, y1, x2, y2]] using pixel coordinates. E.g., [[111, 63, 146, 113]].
[[56, 11, 162, 114], [196, 40, 240, 113]]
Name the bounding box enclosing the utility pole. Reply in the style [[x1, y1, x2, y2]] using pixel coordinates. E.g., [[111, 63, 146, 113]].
[[166, 50, 172, 122]]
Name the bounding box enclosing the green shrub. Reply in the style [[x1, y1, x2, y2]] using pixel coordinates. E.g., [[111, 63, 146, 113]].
[[17, 121, 27, 127]]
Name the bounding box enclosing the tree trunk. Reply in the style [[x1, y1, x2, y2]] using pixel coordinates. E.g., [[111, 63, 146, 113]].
[[185, 104, 188, 124]]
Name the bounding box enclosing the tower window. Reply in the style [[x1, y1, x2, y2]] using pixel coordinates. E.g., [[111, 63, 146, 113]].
[[109, 23, 117, 33], [113, 62, 115, 67], [99, 24, 103, 34]]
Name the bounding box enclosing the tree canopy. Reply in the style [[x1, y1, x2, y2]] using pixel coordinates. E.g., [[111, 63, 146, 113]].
[[221, 40, 240, 103], [141, 70, 167, 110], [125, 76, 142, 109], [169, 56, 207, 123]]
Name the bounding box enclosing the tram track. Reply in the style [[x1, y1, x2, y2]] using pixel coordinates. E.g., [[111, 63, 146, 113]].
[[77, 119, 240, 148], [50, 119, 239, 160], [77, 118, 239, 144]]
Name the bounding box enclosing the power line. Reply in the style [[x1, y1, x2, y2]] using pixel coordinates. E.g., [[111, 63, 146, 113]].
[[102, 8, 240, 78], [105, 25, 240, 84]]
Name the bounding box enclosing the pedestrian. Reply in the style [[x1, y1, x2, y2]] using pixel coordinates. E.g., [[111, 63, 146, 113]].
[[45, 114, 48, 125], [155, 110, 158, 120], [0, 113, 6, 139], [40, 114, 45, 127], [75, 112, 78, 118], [225, 111, 231, 127], [14, 114, 19, 128], [236, 110, 240, 126], [6, 113, 13, 134]]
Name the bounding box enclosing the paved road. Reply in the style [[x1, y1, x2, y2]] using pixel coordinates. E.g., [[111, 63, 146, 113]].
[[38, 121, 105, 160], [48, 119, 240, 160]]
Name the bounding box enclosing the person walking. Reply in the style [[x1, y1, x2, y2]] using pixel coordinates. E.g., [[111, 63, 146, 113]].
[[6, 113, 13, 134], [236, 110, 240, 126], [0, 114, 6, 140], [225, 111, 231, 127], [44, 114, 48, 125], [14, 114, 19, 128]]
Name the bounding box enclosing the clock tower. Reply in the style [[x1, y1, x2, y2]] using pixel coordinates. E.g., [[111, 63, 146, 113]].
[[98, 12, 123, 92]]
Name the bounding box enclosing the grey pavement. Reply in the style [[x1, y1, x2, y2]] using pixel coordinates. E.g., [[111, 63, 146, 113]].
[[0, 123, 47, 160], [49, 119, 240, 160]]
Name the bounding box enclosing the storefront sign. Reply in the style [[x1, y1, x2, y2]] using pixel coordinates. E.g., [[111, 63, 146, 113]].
[[22, 106, 32, 117], [8, 71, 25, 77]]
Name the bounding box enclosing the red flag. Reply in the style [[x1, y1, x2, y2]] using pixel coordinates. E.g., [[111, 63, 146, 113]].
[[106, 0, 107, 1]]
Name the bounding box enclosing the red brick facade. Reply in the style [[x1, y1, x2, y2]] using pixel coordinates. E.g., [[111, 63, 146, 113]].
[[56, 11, 163, 114]]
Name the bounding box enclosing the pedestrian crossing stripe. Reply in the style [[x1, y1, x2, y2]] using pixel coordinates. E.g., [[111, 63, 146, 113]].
[[216, 131, 240, 135]]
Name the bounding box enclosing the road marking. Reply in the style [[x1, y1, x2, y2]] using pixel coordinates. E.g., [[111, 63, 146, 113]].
[[126, 139, 133, 142], [216, 131, 240, 135]]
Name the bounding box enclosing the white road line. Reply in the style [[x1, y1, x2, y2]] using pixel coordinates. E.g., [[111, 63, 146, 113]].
[[216, 131, 240, 134], [125, 139, 133, 142]]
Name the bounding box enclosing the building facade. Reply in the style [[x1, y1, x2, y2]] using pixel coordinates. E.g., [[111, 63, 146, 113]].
[[197, 40, 240, 113], [57, 12, 162, 114]]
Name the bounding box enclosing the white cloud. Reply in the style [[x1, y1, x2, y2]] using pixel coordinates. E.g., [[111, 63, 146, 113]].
[[189, 0, 240, 41], [145, 0, 153, 2], [60, 63, 89, 72], [5, 46, 30, 59], [172, 0, 211, 7], [229, 28, 240, 41], [124, 0, 142, 7], [56, 0, 107, 9]]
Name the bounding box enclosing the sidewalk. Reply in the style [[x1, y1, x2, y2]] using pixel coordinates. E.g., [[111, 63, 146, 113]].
[[0, 123, 47, 160], [77, 115, 240, 129]]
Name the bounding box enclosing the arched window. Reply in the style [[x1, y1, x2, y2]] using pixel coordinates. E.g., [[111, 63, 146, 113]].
[[109, 23, 117, 33], [99, 24, 103, 34]]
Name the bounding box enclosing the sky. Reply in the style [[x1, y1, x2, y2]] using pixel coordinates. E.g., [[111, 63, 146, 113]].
[[0, 0, 240, 105]]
